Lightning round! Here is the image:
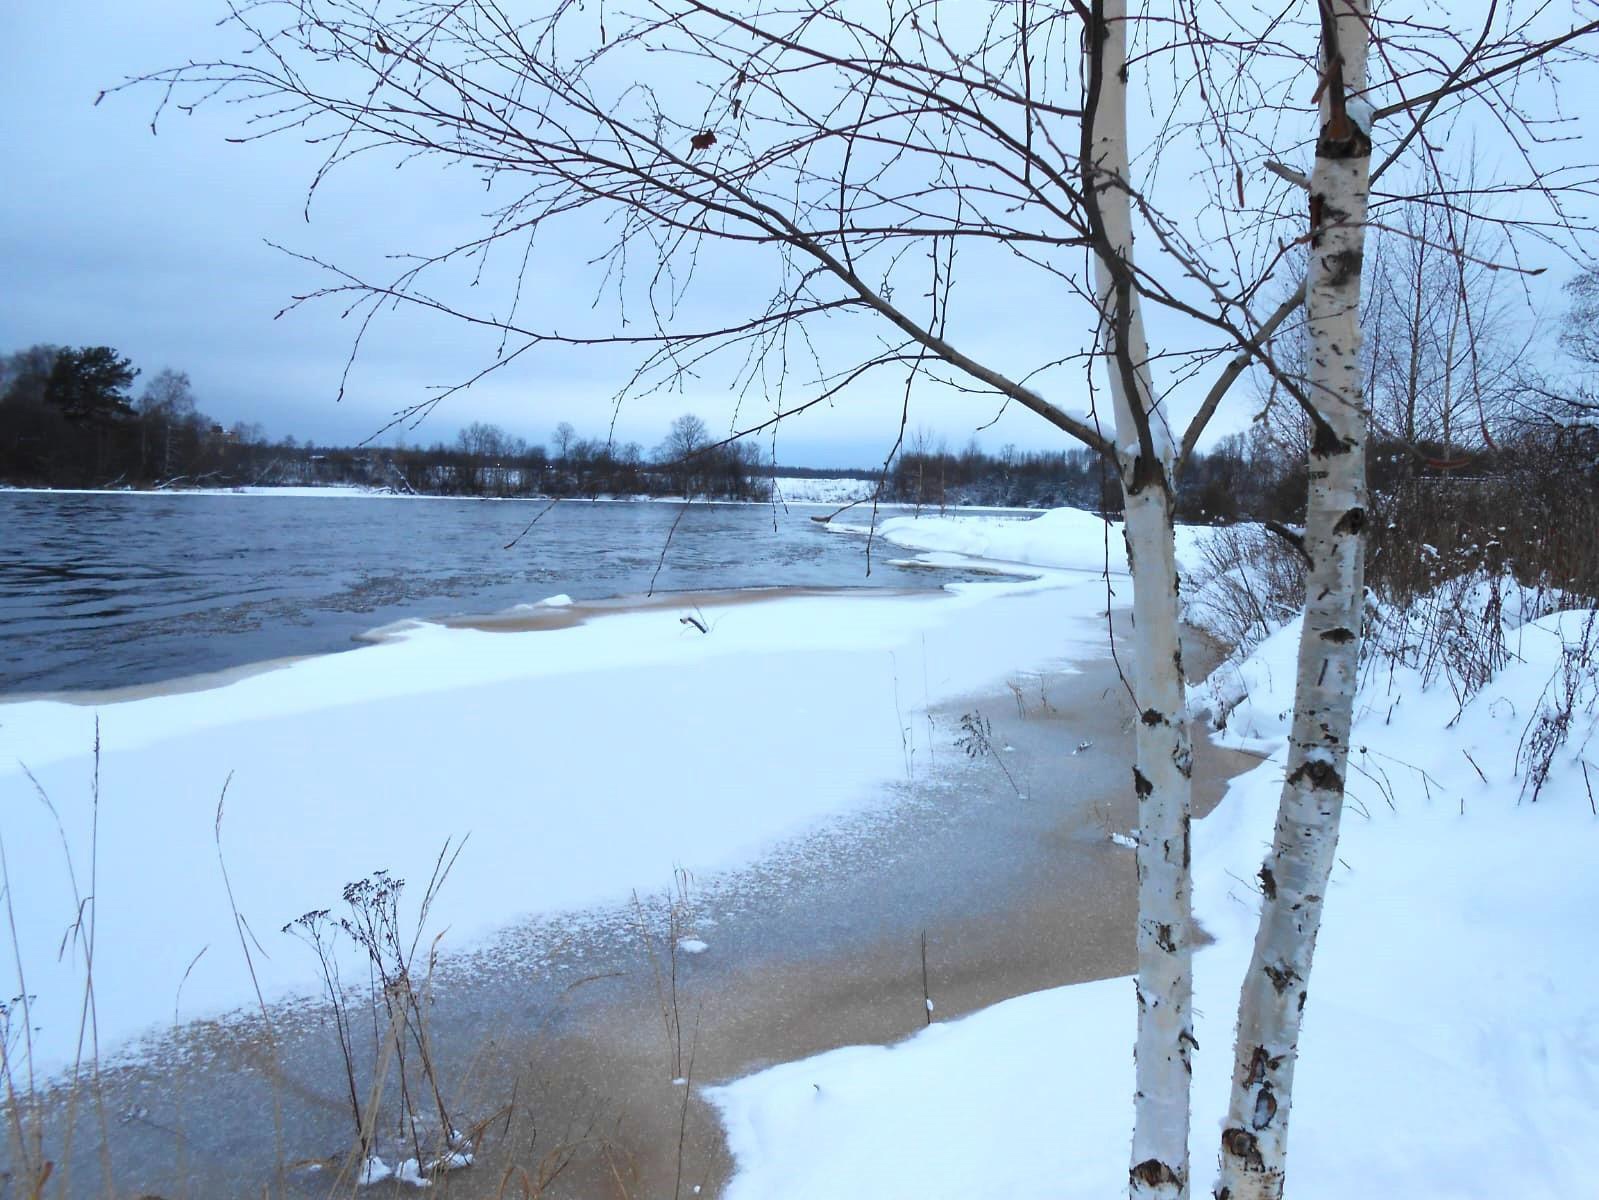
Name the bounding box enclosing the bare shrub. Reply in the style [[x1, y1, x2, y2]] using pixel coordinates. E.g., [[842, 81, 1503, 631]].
[[1367, 429, 1599, 608], [283, 841, 473, 1186], [954, 711, 1022, 798], [632, 867, 697, 1082], [1363, 572, 1517, 712], [1517, 610, 1599, 803], [1185, 524, 1305, 655], [1356, 427, 1597, 712]]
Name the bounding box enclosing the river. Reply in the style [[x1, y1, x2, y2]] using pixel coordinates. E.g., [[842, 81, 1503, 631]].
[[0, 491, 987, 695]]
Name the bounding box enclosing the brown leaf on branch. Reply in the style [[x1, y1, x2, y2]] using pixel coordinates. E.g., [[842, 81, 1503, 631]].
[[690, 130, 717, 151]]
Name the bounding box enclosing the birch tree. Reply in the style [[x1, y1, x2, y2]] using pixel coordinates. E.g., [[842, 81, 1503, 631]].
[[1216, 5, 1373, 1195], [1082, 6, 1195, 1191], [1216, 5, 1596, 1196], [118, 4, 1599, 1197]]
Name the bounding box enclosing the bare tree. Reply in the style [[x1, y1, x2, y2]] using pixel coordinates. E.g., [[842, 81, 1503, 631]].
[[1365, 179, 1520, 459], [137, 367, 197, 477], [458, 419, 511, 492], [656, 411, 710, 495], [118, 3, 1599, 1197], [551, 420, 576, 461]]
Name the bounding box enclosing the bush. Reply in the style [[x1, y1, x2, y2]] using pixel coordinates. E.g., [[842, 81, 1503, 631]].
[[1184, 523, 1305, 655]]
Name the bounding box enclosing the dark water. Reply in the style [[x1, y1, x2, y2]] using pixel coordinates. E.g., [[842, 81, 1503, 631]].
[[0, 491, 965, 695]]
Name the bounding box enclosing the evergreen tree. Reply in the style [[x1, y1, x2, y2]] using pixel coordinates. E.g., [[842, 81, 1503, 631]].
[[45, 346, 139, 425]]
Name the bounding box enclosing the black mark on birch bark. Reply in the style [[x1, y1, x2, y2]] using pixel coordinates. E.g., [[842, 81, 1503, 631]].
[[1252, 1085, 1279, 1130], [1316, 122, 1372, 161], [1333, 506, 1365, 535], [1311, 421, 1354, 457], [1287, 758, 1342, 792], [1323, 248, 1363, 289], [1258, 864, 1277, 899], [1264, 962, 1299, 994], [1125, 453, 1166, 499], [1131, 1159, 1182, 1188], [1133, 768, 1153, 799], [1222, 1127, 1264, 1172]]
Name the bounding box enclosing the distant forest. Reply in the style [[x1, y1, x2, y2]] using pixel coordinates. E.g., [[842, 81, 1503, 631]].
[[0, 345, 768, 501], [5, 344, 1593, 541], [0, 340, 1251, 515]]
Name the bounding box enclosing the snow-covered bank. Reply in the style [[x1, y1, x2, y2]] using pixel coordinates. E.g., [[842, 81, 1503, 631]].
[[835, 506, 1215, 576], [710, 582, 1599, 1197], [0, 550, 1114, 1075], [768, 476, 877, 504], [0, 483, 405, 498]]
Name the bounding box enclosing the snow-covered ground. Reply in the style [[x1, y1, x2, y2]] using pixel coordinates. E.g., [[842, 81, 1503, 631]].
[[767, 476, 878, 504], [13, 501, 1593, 1199], [0, 510, 1131, 1077], [830, 505, 1217, 575], [709, 534, 1599, 1197]]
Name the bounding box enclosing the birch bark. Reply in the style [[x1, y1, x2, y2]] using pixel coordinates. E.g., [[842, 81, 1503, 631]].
[[1216, 4, 1373, 1198], [1083, 6, 1196, 1196]]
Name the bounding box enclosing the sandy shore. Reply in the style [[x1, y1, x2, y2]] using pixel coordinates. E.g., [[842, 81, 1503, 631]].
[[19, 622, 1252, 1199]]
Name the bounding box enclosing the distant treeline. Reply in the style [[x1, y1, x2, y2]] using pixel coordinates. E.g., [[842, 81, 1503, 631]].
[[7, 345, 1591, 551], [875, 433, 1284, 520], [880, 420, 1598, 538], [0, 346, 766, 500]]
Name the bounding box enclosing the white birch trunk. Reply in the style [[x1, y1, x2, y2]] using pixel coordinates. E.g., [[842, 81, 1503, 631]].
[[1085, 7, 1196, 1196], [1216, 5, 1372, 1198]]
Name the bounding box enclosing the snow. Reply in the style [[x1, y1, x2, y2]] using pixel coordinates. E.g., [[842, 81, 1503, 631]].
[[709, 579, 1599, 1198], [17, 495, 1592, 1199], [0, 520, 1117, 1076], [1345, 95, 1376, 135], [359, 1157, 393, 1186], [834, 507, 1122, 574], [677, 937, 710, 955], [835, 507, 1217, 580], [768, 476, 877, 505]]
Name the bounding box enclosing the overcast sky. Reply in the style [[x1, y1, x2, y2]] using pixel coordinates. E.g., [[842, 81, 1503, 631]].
[[2, 3, 1592, 467]]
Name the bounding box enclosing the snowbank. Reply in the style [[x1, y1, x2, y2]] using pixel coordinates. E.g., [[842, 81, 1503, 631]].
[[768, 476, 877, 505], [710, 594, 1599, 1198], [835, 507, 1217, 578], [834, 507, 1119, 574], [0, 561, 1109, 1075]]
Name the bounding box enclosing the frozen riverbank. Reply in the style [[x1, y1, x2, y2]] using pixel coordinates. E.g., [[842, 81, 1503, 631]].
[[709, 556, 1599, 1199], [1, 512, 1133, 1078], [1, 505, 1259, 1196]]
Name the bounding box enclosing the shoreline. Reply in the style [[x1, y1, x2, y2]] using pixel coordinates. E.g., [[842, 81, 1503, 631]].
[[0, 482, 1047, 515], [0, 550, 1115, 1074], [14, 635, 1255, 1199], [0, 510, 1224, 1196], [2, 584, 950, 707]]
